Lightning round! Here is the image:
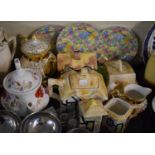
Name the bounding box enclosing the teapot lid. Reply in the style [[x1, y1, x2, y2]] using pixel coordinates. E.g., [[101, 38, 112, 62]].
[[21, 39, 50, 55], [3, 58, 42, 94]]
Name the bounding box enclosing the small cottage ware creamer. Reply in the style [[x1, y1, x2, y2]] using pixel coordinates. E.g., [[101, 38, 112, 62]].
[[124, 83, 152, 102], [103, 98, 133, 132], [1, 58, 49, 117]]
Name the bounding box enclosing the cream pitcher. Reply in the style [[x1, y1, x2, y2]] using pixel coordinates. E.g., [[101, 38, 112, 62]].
[[124, 83, 152, 102], [0, 27, 16, 85]]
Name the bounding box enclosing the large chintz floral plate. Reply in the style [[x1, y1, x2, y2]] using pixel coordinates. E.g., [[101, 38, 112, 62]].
[[97, 26, 138, 62], [56, 23, 100, 54]]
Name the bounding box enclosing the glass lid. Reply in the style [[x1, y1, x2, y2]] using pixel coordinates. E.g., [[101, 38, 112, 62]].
[[21, 39, 49, 55]]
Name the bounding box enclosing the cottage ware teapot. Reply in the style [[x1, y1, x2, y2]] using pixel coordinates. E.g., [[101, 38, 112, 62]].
[[48, 67, 108, 103], [0, 28, 16, 85], [1, 58, 49, 117], [19, 35, 56, 78]]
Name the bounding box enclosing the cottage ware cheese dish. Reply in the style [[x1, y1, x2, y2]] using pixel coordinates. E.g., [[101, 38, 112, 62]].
[[104, 60, 136, 91]]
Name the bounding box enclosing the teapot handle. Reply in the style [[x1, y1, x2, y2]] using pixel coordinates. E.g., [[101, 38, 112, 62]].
[[48, 78, 64, 97], [8, 36, 17, 60]]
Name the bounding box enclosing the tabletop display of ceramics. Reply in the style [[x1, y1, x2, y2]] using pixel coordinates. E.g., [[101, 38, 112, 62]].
[[20, 37, 56, 78], [0, 28, 16, 86], [97, 26, 138, 62], [0, 22, 153, 133], [0, 110, 21, 133], [30, 25, 63, 53], [56, 23, 100, 54], [20, 111, 61, 133], [1, 58, 49, 117], [143, 24, 155, 62]]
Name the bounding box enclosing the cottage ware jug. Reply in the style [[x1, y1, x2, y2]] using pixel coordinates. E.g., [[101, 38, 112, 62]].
[[19, 35, 56, 78], [1, 58, 49, 117], [124, 84, 152, 102], [0, 28, 16, 85], [103, 98, 133, 132]]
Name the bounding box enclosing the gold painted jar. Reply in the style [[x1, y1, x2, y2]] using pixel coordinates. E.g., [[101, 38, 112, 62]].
[[20, 37, 56, 78]]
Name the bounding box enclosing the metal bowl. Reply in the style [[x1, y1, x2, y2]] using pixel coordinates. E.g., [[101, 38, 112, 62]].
[[0, 110, 21, 133], [21, 111, 61, 133]]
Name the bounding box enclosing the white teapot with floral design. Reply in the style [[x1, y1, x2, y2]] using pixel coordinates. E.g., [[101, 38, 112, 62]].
[[1, 58, 49, 117]]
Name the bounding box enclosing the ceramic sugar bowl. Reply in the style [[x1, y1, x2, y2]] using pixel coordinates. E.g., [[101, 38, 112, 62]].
[[1, 58, 49, 117], [20, 36, 56, 78]]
